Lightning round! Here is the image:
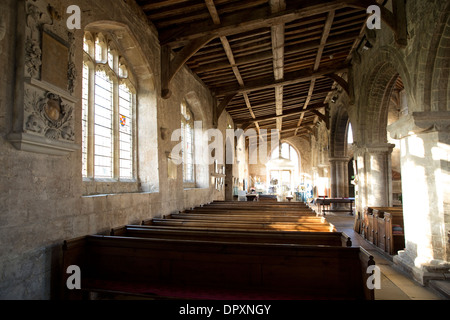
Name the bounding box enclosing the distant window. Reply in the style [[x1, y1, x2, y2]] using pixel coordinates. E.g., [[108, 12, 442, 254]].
[[272, 143, 298, 165], [82, 32, 136, 180], [347, 123, 354, 144]]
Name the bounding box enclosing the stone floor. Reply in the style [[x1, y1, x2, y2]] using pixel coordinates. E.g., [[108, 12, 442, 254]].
[[314, 207, 447, 300]]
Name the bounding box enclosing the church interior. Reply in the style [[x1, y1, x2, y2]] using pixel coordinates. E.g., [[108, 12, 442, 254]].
[[0, 0, 449, 301]]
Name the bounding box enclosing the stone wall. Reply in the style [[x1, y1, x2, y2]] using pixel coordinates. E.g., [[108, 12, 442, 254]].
[[0, 0, 232, 299]]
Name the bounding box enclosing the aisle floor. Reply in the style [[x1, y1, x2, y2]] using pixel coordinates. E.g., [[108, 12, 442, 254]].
[[316, 208, 445, 300]]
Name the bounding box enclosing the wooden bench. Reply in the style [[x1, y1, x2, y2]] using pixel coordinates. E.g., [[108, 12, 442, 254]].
[[185, 207, 317, 216], [315, 198, 355, 215], [362, 207, 404, 255], [384, 211, 405, 255], [364, 207, 402, 243], [111, 225, 353, 247], [61, 235, 374, 300], [257, 195, 278, 202], [149, 218, 337, 232], [203, 202, 310, 208], [170, 213, 323, 223]]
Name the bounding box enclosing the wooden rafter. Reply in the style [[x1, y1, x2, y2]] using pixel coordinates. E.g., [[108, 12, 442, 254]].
[[205, 0, 260, 134], [138, 0, 395, 135], [270, 0, 286, 135], [160, 0, 370, 46], [295, 10, 334, 136], [215, 63, 348, 97]]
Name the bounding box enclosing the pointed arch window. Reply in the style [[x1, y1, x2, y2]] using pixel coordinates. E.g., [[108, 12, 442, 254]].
[[181, 100, 195, 186], [82, 32, 136, 181]]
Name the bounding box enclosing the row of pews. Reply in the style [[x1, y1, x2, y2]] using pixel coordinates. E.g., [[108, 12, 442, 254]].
[[61, 201, 376, 300], [355, 206, 405, 256]]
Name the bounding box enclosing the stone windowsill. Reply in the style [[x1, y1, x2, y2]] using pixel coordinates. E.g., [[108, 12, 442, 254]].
[[82, 178, 155, 196]]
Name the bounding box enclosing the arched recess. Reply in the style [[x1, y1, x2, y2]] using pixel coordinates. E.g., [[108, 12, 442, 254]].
[[363, 62, 402, 145], [84, 21, 159, 192], [423, 3, 450, 112], [329, 106, 352, 202], [330, 106, 351, 159], [356, 59, 410, 209]]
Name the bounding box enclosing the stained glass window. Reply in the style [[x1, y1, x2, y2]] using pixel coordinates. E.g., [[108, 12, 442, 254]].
[[82, 32, 136, 181]]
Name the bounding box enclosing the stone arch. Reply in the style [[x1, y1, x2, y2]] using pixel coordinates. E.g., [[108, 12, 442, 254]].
[[356, 45, 414, 146], [84, 20, 159, 192], [330, 106, 350, 159], [423, 3, 450, 111], [361, 62, 402, 146]]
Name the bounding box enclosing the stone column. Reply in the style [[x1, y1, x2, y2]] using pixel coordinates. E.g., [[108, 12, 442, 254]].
[[224, 163, 235, 201], [388, 112, 450, 284], [329, 157, 350, 209], [353, 143, 395, 213]]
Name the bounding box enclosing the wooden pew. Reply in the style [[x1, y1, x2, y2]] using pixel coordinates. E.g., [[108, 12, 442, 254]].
[[202, 202, 311, 209], [111, 225, 353, 247], [149, 218, 337, 232], [185, 206, 316, 214], [208, 200, 309, 206], [169, 213, 324, 223], [362, 207, 404, 255], [204, 201, 309, 207], [61, 235, 375, 300], [384, 211, 405, 255]]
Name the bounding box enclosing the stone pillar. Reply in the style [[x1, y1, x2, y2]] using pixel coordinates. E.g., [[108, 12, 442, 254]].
[[224, 163, 235, 201], [388, 112, 450, 284], [329, 157, 350, 209], [353, 143, 395, 213]]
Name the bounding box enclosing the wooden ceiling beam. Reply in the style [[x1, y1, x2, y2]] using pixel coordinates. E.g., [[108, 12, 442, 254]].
[[295, 9, 334, 135], [160, 0, 365, 46], [161, 35, 215, 99], [215, 63, 348, 97], [205, 0, 259, 134], [239, 103, 328, 129], [269, 0, 286, 135], [192, 32, 359, 74]]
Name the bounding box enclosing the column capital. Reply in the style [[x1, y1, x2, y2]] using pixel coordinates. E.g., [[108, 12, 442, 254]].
[[328, 157, 351, 162], [352, 143, 395, 155], [388, 111, 450, 140]]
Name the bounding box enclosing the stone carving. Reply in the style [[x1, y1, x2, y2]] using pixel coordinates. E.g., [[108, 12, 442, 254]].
[[24, 89, 75, 142], [25, 2, 52, 78], [8, 0, 79, 155], [25, 36, 42, 78], [24, 1, 76, 93], [67, 32, 77, 94]]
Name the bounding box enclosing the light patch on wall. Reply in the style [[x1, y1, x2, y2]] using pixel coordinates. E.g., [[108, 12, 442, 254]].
[[407, 135, 425, 158], [168, 158, 177, 180]]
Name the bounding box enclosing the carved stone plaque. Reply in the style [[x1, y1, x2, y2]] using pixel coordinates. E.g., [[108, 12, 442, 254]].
[[41, 32, 69, 90], [8, 0, 79, 156]]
